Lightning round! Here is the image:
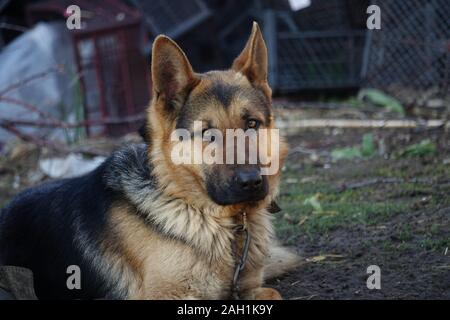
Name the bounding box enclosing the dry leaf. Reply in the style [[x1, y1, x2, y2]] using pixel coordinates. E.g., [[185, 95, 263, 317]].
[[306, 254, 345, 263], [298, 216, 308, 226], [283, 213, 297, 224], [314, 210, 338, 217]]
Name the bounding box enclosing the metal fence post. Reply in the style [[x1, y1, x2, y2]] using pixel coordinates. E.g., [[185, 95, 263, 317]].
[[263, 9, 278, 91]]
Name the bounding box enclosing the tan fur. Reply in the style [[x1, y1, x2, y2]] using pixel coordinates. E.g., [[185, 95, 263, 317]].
[[264, 244, 302, 280], [105, 203, 232, 299], [103, 22, 299, 299], [104, 200, 277, 299]]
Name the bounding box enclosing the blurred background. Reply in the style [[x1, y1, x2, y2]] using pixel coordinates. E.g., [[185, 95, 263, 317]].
[[0, 0, 449, 299]]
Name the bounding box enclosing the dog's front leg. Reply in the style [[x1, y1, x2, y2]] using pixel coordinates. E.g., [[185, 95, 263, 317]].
[[242, 287, 283, 300], [238, 269, 282, 300], [127, 281, 203, 300], [130, 290, 201, 300]]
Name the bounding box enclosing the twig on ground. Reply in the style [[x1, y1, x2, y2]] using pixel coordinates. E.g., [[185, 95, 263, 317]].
[[338, 177, 448, 192], [277, 119, 449, 129], [288, 145, 329, 158], [291, 294, 318, 300], [342, 177, 403, 190]]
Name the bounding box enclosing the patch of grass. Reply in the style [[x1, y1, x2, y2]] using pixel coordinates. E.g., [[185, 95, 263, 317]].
[[381, 240, 414, 252], [331, 133, 376, 161], [346, 97, 366, 109], [357, 88, 405, 116], [429, 223, 442, 236], [397, 225, 414, 242], [276, 150, 448, 246], [374, 159, 448, 180], [390, 182, 433, 196], [419, 237, 450, 251], [396, 139, 437, 158], [276, 176, 410, 239]]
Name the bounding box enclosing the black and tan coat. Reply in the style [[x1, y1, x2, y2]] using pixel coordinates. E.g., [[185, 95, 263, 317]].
[[0, 23, 299, 300]]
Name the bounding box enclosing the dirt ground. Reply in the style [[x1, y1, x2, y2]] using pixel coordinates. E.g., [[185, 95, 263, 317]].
[[0, 107, 449, 300], [269, 123, 450, 300]]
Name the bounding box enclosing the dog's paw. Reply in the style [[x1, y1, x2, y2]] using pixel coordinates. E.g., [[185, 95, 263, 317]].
[[253, 287, 282, 300]]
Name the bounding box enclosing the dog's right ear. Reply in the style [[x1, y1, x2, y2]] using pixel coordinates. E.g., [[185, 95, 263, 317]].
[[138, 123, 150, 144], [232, 22, 271, 98], [232, 22, 269, 89], [151, 36, 198, 111]]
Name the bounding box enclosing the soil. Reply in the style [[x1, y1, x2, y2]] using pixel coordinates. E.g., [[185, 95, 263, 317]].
[[271, 207, 450, 299], [0, 110, 449, 300], [268, 124, 450, 300]]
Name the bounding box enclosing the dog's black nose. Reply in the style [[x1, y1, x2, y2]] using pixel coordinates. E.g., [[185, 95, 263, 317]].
[[236, 168, 263, 191]]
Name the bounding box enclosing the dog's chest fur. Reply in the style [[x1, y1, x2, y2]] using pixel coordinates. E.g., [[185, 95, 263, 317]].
[[102, 145, 272, 299]]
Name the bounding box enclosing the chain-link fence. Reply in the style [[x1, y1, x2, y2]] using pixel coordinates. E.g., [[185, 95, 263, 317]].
[[364, 0, 450, 106], [267, 0, 369, 92], [130, 0, 210, 39], [264, 0, 450, 102], [276, 30, 366, 91]]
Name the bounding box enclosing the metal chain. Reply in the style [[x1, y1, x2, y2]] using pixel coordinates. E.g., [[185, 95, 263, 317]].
[[230, 212, 251, 300]]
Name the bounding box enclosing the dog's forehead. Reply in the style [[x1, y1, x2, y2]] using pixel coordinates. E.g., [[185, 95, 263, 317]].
[[181, 70, 270, 123], [196, 70, 258, 105], [197, 70, 269, 110]]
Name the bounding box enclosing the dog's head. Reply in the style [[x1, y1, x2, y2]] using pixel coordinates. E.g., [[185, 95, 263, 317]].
[[146, 22, 287, 211]]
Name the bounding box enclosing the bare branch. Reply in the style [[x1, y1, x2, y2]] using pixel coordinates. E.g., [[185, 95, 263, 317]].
[[0, 67, 63, 97], [0, 97, 68, 128], [0, 121, 60, 149], [0, 22, 28, 33], [0, 114, 146, 129]]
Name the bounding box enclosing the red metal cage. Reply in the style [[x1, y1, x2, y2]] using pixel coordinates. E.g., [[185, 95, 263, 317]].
[[27, 0, 151, 137]]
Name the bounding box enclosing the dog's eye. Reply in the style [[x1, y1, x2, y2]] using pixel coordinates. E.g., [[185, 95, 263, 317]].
[[246, 119, 260, 130], [202, 128, 216, 142]]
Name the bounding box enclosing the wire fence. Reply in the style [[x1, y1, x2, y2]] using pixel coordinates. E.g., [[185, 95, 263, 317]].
[[270, 0, 368, 92], [277, 30, 366, 91], [364, 0, 450, 106]]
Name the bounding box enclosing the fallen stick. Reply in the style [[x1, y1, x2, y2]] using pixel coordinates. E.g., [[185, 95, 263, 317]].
[[341, 178, 403, 190], [276, 119, 449, 129], [338, 177, 449, 191]]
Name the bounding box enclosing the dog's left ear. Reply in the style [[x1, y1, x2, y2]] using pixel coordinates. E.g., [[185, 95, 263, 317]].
[[151, 35, 199, 110], [232, 22, 269, 92]]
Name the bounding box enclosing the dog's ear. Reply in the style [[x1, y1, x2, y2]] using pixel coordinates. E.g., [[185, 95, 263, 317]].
[[138, 123, 150, 144], [267, 201, 282, 213], [232, 22, 269, 89], [151, 36, 198, 110]]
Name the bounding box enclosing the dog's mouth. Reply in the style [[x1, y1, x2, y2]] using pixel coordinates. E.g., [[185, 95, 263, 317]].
[[206, 175, 269, 206]]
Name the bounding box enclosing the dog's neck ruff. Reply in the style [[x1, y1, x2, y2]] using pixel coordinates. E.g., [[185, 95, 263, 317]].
[[104, 145, 270, 299], [104, 144, 236, 260]]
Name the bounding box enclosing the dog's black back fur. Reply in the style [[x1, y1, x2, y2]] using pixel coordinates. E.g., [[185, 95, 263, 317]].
[[0, 160, 119, 299]]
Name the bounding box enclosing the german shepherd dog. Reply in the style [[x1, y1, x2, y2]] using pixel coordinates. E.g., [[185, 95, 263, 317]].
[[0, 23, 299, 299]]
